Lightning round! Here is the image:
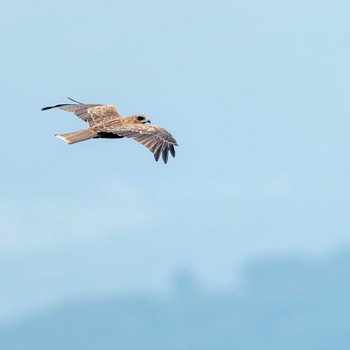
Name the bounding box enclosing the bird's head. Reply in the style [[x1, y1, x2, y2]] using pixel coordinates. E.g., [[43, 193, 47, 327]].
[[133, 114, 151, 124]]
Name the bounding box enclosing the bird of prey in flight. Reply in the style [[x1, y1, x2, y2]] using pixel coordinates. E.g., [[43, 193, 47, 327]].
[[42, 98, 178, 163]]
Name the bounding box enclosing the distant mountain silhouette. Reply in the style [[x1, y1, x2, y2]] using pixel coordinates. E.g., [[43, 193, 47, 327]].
[[1, 251, 350, 350]]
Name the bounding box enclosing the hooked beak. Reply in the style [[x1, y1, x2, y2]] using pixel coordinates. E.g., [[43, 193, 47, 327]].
[[145, 119, 151, 124]]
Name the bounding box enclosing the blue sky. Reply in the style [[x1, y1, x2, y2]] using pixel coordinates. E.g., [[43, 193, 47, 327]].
[[1, 0, 350, 323]]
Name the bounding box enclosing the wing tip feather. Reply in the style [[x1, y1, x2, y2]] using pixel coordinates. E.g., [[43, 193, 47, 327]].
[[41, 103, 71, 111], [154, 147, 161, 162], [162, 148, 169, 164], [41, 106, 53, 111], [169, 144, 176, 158]]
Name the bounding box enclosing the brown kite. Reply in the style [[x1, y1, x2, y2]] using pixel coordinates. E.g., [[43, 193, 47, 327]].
[[42, 98, 178, 163]]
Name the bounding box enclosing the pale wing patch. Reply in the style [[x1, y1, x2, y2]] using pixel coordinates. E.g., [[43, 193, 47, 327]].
[[88, 105, 121, 120], [42, 103, 121, 126], [54, 104, 102, 123]]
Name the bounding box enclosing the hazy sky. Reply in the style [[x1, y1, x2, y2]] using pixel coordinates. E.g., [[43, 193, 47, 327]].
[[1, 0, 350, 323]]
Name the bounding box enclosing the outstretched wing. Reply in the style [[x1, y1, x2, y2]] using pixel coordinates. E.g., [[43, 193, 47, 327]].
[[100, 123, 178, 163], [41, 101, 121, 126]]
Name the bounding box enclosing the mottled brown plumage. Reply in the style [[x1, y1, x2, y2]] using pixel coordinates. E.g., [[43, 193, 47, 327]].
[[41, 98, 178, 163]]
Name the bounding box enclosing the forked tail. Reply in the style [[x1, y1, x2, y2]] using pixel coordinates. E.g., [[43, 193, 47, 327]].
[[55, 129, 97, 144]]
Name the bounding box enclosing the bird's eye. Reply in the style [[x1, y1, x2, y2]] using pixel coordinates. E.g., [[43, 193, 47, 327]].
[[137, 116, 144, 121]]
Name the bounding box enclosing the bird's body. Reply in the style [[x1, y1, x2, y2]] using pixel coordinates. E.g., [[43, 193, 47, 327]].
[[41, 99, 178, 163]]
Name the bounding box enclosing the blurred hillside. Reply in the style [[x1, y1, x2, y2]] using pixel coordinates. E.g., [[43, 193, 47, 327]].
[[1, 250, 349, 350]]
